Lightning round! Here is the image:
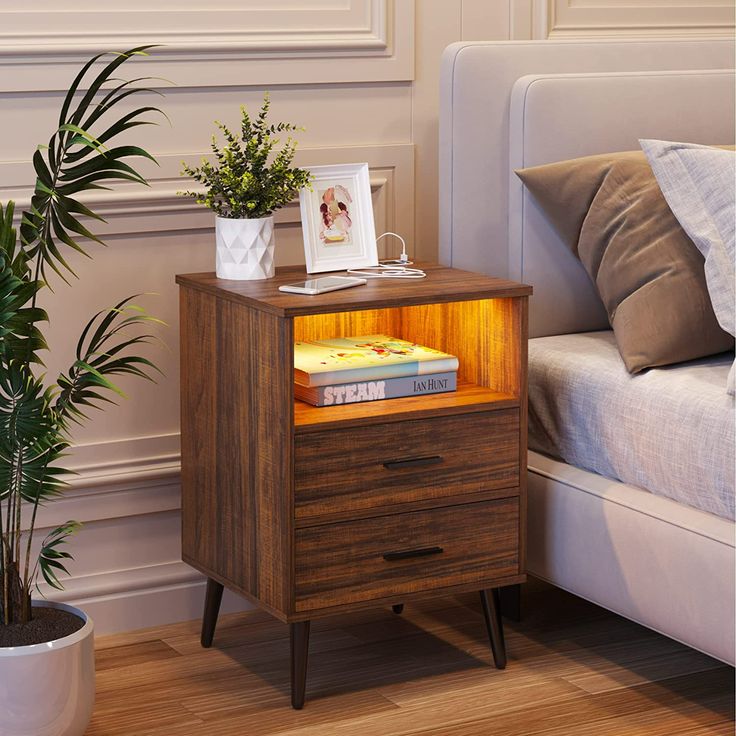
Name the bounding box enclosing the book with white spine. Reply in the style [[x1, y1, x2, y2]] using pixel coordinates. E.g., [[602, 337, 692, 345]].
[[294, 371, 457, 407]]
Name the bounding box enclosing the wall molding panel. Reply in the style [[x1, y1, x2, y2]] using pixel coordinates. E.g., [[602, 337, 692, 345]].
[[32, 435, 258, 635], [1, 143, 414, 264], [1, 1, 388, 56], [36, 443, 181, 529], [543, 0, 735, 38], [0, 1, 414, 91]]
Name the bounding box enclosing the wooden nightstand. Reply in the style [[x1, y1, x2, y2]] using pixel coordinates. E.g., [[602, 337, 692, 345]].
[[176, 262, 531, 709]]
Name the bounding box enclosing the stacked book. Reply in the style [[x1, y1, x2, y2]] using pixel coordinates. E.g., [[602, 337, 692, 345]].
[[294, 334, 459, 407]]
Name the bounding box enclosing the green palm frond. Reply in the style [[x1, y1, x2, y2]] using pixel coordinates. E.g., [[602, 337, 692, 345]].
[[0, 206, 47, 366], [0, 201, 29, 276], [0, 48, 165, 625], [0, 361, 68, 505], [56, 296, 163, 426], [20, 45, 163, 284], [37, 521, 81, 591]]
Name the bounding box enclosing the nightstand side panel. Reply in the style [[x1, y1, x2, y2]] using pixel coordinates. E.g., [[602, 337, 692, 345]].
[[180, 288, 218, 585], [180, 287, 293, 616]]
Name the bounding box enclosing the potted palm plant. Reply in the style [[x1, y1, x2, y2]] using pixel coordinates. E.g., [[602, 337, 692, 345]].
[[0, 47, 162, 736], [179, 94, 311, 280]]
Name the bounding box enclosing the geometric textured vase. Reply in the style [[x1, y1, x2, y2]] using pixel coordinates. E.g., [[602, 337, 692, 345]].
[[215, 215, 275, 280]]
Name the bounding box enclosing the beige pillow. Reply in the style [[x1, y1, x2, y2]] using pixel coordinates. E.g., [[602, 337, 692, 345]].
[[516, 150, 734, 373]]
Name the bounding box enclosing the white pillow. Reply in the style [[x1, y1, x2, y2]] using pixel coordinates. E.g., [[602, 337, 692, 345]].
[[640, 139, 735, 394]]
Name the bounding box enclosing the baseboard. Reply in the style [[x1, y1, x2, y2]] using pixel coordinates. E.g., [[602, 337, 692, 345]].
[[47, 561, 253, 636]]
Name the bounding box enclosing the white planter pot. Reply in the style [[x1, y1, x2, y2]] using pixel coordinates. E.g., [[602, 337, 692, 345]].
[[215, 215, 276, 280], [0, 601, 95, 736]]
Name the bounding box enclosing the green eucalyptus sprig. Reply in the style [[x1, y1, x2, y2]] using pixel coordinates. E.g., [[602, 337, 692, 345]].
[[179, 94, 312, 219]]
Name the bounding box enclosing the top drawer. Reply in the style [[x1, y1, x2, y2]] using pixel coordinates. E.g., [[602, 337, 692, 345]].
[[295, 410, 519, 520]]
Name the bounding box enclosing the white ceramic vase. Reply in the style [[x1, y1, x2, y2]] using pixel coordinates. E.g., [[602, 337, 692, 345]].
[[0, 601, 95, 736], [215, 215, 276, 280]]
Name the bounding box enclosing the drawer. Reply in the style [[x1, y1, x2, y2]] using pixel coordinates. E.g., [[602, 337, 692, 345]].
[[295, 498, 519, 611], [294, 410, 519, 519]]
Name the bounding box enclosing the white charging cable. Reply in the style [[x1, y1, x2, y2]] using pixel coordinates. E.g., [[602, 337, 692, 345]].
[[377, 232, 411, 265], [347, 232, 426, 279]]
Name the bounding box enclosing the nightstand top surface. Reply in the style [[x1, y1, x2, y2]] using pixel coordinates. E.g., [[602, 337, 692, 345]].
[[176, 262, 532, 316]]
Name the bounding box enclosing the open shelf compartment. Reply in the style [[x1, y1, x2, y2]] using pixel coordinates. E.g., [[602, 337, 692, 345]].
[[293, 297, 525, 429]]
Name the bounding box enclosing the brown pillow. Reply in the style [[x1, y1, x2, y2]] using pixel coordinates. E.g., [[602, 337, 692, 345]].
[[516, 150, 734, 373]]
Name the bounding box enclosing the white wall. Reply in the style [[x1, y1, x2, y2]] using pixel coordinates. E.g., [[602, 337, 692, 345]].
[[1, 0, 731, 634]]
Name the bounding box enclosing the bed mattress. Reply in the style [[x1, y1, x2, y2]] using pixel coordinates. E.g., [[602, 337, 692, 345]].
[[528, 331, 735, 520]]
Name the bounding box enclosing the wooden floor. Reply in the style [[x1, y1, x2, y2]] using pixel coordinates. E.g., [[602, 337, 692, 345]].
[[89, 583, 734, 735]]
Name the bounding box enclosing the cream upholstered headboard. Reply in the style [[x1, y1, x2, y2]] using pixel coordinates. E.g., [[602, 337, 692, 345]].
[[509, 69, 735, 336], [439, 40, 735, 337]]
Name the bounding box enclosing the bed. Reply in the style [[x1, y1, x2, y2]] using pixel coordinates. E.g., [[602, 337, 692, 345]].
[[439, 39, 735, 664]]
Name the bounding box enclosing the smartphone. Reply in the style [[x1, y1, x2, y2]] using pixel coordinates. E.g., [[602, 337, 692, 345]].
[[278, 276, 367, 295]]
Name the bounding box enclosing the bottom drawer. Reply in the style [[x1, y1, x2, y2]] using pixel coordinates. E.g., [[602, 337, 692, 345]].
[[295, 498, 519, 612]]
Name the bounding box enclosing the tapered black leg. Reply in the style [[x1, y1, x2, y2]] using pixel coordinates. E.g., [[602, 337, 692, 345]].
[[201, 578, 224, 648], [499, 583, 521, 622], [479, 588, 507, 669], [290, 621, 311, 710], [392, 604, 404, 614]]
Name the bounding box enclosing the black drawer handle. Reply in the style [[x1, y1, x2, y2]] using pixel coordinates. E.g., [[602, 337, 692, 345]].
[[383, 455, 444, 471], [383, 546, 444, 562]]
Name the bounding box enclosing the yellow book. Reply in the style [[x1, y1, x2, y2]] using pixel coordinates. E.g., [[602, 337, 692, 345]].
[[294, 335, 459, 388]]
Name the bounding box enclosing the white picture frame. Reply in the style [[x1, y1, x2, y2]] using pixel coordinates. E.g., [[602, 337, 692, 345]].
[[299, 163, 378, 274]]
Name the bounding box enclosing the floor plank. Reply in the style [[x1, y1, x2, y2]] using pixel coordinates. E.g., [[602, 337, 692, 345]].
[[95, 639, 181, 672], [88, 583, 734, 735]]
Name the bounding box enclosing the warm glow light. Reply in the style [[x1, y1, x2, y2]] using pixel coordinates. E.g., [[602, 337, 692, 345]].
[[294, 298, 521, 392], [293, 298, 523, 428]]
